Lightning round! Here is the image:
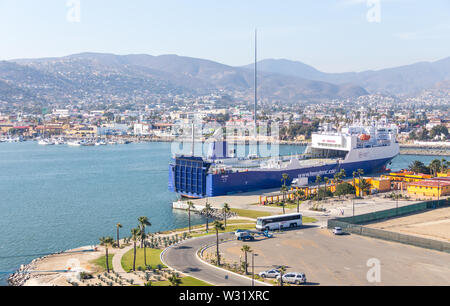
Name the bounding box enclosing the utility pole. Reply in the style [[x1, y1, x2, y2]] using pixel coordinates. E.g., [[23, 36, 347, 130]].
[[252, 253, 258, 286], [254, 29, 258, 140], [191, 120, 195, 157]]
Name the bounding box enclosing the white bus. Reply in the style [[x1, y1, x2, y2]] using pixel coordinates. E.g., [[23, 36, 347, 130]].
[[256, 213, 303, 231]]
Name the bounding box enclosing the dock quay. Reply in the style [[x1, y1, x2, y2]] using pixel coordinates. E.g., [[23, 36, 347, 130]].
[[400, 147, 449, 156]]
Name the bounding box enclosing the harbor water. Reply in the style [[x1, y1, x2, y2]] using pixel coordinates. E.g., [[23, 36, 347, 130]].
[[0, 141, 446, 285]]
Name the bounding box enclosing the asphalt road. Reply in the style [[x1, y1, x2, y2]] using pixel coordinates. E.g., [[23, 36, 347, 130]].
[[205, 227, 450, 286], [161, 232, 269, 286]]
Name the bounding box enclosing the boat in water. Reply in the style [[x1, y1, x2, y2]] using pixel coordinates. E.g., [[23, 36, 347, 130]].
[[38, 139, 54, 146], [168, 125, 400, 198], [67, 140, 81, 147]]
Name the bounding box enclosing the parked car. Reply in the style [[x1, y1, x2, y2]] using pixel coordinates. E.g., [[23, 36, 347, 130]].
[[333, 227, 344, 235], [258, 269, 280, 279], [277, 273, 307, 285], [235, 231, 255, 241]]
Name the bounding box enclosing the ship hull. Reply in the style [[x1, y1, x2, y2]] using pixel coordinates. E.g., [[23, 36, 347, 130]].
[[169, 156, 394, 198]]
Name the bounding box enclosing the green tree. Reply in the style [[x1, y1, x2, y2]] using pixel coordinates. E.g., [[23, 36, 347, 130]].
[[295, 189, 305, 213], [168, 273, 182, 286], [116, 223, 122, 248], [130, 228, 140, 271], [213, 220, 225, 266], [281, 173, 290, 205], [138, 216, 152, 267], [99, 236, 114, 273], [203, 202, 212, 233], [323, 177, 329, 200], [187, 201, 195, 233], [315, 176, 322, 201], [335, 182, 356, 197], [359, 179, 372, 196], [222, 203, 231, 228], [429, 159, 442, 177], [279, 266, 286, 287], [408, 160, 429, 174], [241, 245, 252, 275], [356, 169, 364, 198]]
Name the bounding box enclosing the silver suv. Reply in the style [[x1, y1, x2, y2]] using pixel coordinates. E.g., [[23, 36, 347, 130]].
[[277, 272, 307, 285], [258, 269, 280, 279]]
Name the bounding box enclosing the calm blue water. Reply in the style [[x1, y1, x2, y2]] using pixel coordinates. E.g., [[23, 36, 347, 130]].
[[0, 142, 445, 285]]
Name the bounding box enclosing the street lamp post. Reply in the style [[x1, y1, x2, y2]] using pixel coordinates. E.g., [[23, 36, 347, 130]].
[[396, 184, 399, 216], [352, 198, 355, 223], [252, 253, 258, 286]]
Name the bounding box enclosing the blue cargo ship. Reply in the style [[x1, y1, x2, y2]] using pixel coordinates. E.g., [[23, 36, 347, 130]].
[[168, 125, 400, 198]]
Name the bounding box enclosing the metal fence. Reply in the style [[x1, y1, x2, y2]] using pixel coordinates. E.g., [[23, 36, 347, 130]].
[[328, 199, 450, 253]]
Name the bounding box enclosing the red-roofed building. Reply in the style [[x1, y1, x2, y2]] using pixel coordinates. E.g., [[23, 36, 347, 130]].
[[407, 179, 450, 197]]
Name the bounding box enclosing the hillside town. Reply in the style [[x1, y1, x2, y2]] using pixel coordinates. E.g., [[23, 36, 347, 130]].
[[0, 93, 449, 147]]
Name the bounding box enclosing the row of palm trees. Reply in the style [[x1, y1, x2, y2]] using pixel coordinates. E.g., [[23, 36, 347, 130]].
[[279, 168, 368, 213], [240, 244, 288, 286], [99, 216, 152, 273], [186, 200, 231, 233]]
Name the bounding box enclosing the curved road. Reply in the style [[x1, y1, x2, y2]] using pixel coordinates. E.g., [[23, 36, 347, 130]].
[[161, 232, 269, 286]]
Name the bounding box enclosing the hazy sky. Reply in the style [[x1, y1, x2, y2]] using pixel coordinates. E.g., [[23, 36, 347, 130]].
[[0, 0, 449, 72]]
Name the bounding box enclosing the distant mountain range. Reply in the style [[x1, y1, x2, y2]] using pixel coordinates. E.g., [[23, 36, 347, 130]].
[[0, 52, 448, 105], [242, 57, 450, 95]]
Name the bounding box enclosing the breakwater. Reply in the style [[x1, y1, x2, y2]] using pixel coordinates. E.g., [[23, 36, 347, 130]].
[[400, 148, 449, 156]]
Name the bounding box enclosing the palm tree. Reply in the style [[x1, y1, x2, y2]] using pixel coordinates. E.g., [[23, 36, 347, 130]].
[[315, 175, 322, 201], [116, 223, 122, 248], [357, 169, 364, 198], [168, 273, 182, 286], [352, 171, 358, 197], [138, 216, 151, 267], [187, 201, 195, 233], [440, 158, 448, 173], [130, 228, 140, 271], [241, 245, 252, 275], [99, 236, 114, 273], [408, 160, 428, 174], [295, 189, 305, 213], [279, 199, 286, 215], [279, 265, 286, 287], [324, 177, 329, 200], [281, 173, 290, 204], [360, 179, 372, 196], [222, 203, 231, 228], [429, 159, 441, 177], [213, 220, 225, 266], [203, 202, 212, 233]]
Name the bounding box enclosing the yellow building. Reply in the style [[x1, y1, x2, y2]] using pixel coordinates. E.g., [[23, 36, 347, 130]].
[[354, 178, 392, 195], [65, 125, 98, 137], [407, 180, 450, 197], [381, 171, 432, 183]]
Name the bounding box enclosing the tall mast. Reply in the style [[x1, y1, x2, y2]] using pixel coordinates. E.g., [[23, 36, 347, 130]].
[[191, 120, 195, 156], [254, 29, 258, 139]]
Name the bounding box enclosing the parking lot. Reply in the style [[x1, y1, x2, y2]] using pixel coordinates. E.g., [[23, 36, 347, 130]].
[[208, 226, 450, 286]]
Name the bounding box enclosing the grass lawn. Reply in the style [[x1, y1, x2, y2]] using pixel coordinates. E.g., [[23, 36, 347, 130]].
[[230, 208, 273, 219], [151, 276, 212, 287], [161, 219, 256, 235], [303, 216, 318, 223], [263, 202, 299, 210], [190, 223, 256, 238], [121, 248, 165, 272], [93, 254, 114, 272]]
